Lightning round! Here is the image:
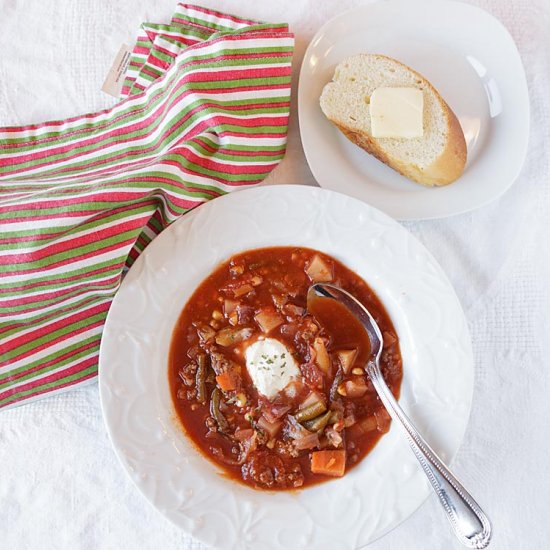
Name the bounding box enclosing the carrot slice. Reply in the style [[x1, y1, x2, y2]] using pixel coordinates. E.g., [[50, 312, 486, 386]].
[[216, 371, 238, 391], [310, 450, 346, 477]]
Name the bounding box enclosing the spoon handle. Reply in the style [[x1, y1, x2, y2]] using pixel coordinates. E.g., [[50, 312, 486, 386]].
[[366, 361, 492, 549]]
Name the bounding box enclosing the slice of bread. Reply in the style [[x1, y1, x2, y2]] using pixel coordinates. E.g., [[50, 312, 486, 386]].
[[319, 54, 467, 186]]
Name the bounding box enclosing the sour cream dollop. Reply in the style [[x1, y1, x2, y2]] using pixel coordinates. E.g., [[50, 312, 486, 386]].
[[244, 338, 300, 399]]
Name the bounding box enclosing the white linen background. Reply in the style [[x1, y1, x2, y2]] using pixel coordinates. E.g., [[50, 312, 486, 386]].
[[0, 0, 548, 548]]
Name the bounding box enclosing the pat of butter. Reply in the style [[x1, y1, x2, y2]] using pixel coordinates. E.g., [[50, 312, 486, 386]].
[[370, 87, 424, 138]]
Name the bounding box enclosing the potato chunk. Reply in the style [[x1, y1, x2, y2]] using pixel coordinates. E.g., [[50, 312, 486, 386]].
[[255, 307, 284, 333], [305, 254, 333, 283]]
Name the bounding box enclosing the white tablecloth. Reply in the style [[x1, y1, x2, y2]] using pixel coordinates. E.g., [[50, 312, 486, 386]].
[[1, 1, 548, 548]]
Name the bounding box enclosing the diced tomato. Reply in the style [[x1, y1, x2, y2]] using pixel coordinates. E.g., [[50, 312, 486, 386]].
[[336, 349, 357, 374], [234, 428, 255, 441], [343, 378, 368, 398], [349, 415, 377, 438], [257, 415, 282, 438], [312, 337, 331, 373], [214, 327, 253, 347], [224, 299, 239, 316], [301, 361, 324, 389], [310, 450, 346, 477], [375, 408, 392, 433], [294, 431, 320, 450], [382, 331, 397, 348], [233, 283, 253, 297], [299, 390, 325, 410], [263, 403, 291, 423]]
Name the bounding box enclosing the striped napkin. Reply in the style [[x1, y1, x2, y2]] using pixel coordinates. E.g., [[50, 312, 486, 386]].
[[0, 3, 294, 410]]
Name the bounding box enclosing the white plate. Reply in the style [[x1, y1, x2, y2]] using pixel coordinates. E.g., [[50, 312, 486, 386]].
[[298, 0, 529, 220], [99, 185, 474, 549]]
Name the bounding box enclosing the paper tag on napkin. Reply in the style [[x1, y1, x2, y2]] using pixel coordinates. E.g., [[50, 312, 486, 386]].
[[101, 44, 132, 98]]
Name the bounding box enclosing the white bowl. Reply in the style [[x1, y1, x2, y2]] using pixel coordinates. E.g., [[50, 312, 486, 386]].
[[99, 185, 474, 548]]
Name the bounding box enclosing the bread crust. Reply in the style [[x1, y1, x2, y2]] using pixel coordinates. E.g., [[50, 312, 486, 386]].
[[321, 54, 467, 187]]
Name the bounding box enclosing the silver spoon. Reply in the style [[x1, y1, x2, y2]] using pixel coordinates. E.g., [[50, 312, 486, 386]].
[[307, 283, 492, 549]]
